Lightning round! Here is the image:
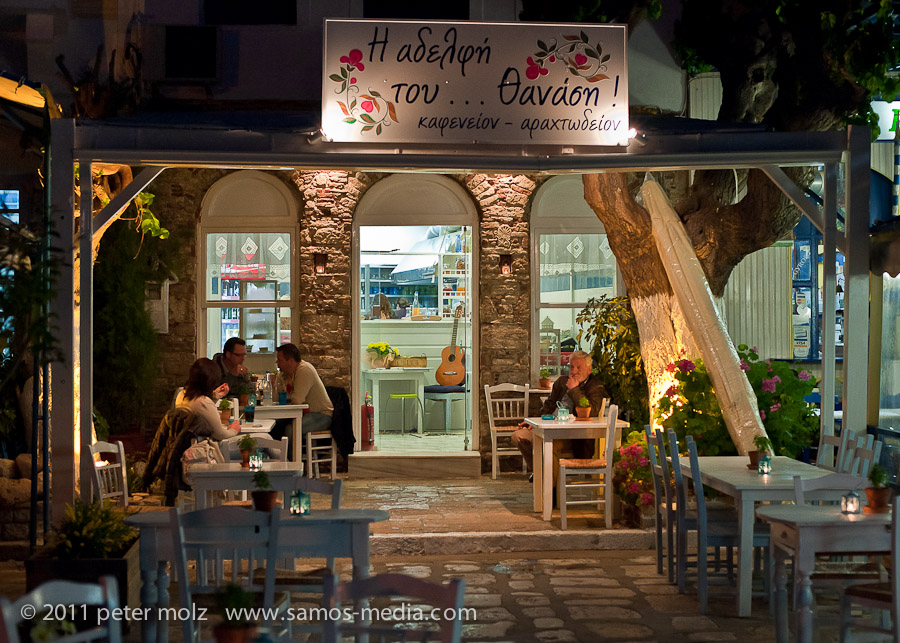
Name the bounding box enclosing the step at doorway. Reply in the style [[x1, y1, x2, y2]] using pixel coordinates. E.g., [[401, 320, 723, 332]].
[[348, 451, 481, 478]]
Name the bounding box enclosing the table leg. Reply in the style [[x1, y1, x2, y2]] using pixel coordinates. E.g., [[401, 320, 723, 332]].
[[139, 551, 159, 643], [736, 497, 754, 617], [156, 561, 170, 643], [795, 550, 815, 643], [533, 433, 542, 513], [195, 484, 208, 510], [773, 545, 789, 643], [292, 416, 301, 464], [350, 522, 372, 643], [371, 376, 381, 440], [542, 437, 553, 521], [416, 375, 425, 435]]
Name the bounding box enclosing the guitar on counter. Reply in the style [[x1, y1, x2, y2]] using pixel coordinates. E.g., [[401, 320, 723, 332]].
[[435, 305, 466, 386]]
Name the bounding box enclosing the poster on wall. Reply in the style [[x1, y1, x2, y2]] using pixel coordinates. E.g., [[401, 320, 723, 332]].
[[792, 287, 812, 359], [322, 19, 628, 145]]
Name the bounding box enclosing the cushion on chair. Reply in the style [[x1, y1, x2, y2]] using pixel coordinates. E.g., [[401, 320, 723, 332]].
[[424, 385, 466, 394], [559, 458, 607, 468]]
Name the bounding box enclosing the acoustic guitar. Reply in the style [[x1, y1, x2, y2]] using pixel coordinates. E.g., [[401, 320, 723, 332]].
[[435, 305, 465, 386]]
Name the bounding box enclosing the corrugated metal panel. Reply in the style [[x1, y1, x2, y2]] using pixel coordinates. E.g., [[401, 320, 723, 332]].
[[688, 73, 722, 121], [871, 141, 893, 178], [722, 245, 792, 359]]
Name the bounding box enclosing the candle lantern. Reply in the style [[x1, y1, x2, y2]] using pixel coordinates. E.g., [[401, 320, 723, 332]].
[[249, 451, 263, 471], [841, 490, 861, 514], [758, 453, 772, 475], [290, 490, 311, 515]]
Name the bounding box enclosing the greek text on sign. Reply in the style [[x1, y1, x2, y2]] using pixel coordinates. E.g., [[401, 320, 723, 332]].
[[322, 20, 628, 146]]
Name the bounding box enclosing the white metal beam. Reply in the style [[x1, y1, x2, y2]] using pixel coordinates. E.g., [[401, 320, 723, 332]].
[[821, 162, 837, 445], [79, 164, 94, 497]]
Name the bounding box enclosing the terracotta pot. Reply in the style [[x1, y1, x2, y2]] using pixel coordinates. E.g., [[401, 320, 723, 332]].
[[748, 451, 760, 469], [575, 406, 591, 420], [219, 408, 232, 424], [539, 378, 551, 389], [865, 486, 893, 512], [213, 623, 256, 643], [251, 490, 279, 512], [240, 450, 251, 469], [238, 394, 250, 407]]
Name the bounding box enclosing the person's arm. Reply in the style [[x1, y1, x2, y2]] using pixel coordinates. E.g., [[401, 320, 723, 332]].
[[196, 397, 239, 440], [291, 365, 315, 405], [579, 376, 608, 413]]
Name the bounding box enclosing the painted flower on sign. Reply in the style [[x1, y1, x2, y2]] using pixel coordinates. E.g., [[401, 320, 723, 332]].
[[329, 49, 398, 136], [524, 31, 612, 82]]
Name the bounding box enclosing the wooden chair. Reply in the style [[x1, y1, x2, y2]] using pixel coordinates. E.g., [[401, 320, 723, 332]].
[[0, 576, 122, 643], [652, 427, 680, 583], [645, 425, 674, 579], [558, 404, 621, 530], [254, 436, 290, 462], [89, 440, 129, 507], [845, 434, 883, 479], [817, 428, 857, 472], [305, 430, 337, 479], [839, 496, 900, 643], [322, 573, 466, 643], [685, 437, 770, 614], [170, 505, 286, 642], [484, 383, 530, 479]]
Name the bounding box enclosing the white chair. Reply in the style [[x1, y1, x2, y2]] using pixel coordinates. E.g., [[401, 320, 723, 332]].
[[645, 425, 675, 580], [254, 436, 290, 462], [558, 404, 621, 530], [0, 576, 122, 643], [817, 429, 857, 472], [839, 496, 900, 643], [484, 383, 530, 479], [170, 505, 286, 642], [305, 430, 337, 478], [845, 434, 883, 478], [322, 573, 466, 643], [89, 440, 128, 507]]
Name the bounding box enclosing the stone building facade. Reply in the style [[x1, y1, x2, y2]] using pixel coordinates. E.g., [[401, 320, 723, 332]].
[[143, 169, 542, 470]]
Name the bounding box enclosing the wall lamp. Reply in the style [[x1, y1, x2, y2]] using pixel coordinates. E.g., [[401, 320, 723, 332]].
[[499, 254, 513, 276], [313, 253, 327, 274]]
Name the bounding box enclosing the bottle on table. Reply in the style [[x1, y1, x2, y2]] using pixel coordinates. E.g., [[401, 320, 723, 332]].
[[261, 371, 272, 405], [412, 291, 420, 317]]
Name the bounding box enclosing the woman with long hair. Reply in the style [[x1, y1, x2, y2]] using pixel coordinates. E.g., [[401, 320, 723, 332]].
[[175, 358, 241, 440]]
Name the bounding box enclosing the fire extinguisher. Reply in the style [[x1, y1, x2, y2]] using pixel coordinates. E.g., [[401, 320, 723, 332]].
[[361, 392, 375, 450]]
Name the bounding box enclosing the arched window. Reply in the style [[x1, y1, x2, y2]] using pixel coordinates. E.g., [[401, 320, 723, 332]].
[[531, 175, 621, 378], [199, 171, 299, 374]]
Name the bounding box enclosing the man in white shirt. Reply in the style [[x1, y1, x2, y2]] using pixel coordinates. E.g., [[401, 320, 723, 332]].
[[272, 343, 334, 441]]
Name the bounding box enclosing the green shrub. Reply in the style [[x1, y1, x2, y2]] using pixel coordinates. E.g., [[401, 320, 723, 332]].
[[51, 499, 136, 559]]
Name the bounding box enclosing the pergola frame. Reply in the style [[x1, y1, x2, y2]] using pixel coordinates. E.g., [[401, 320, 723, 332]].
[[48, 118, 870, 520]]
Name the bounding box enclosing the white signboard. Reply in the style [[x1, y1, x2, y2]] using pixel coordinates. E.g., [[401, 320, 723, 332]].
[[322, 19, 628, 146], [872, 101, 900, 140]]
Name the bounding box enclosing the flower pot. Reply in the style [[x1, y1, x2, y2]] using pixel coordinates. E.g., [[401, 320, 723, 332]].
[[251, 490, 279, 512], [539, 378, 551, 389], [240, 450, 251, 469], [220, 408, 232, 424], [366, 352, 393, 369], [575, 406, 591, 421], [748, 451, 760, 469], [213, 623, 257, 643], [238, 394, 250, 407], [864, 487, 893, 513]]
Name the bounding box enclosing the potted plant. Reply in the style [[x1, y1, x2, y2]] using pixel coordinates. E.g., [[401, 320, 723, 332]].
[[212, 583, 257, 643], [864, 463, 892, 513], [26, 499, 140, 610], [575, 396, 592, 420], [748, 435, 772, 469], [365, 341, 399, 369], [251, 471, 278, 512], [218, 397, 232, 425], [234, 382, 252, 408], [238, 435, 256, 469], [539, 368, 552, 389]]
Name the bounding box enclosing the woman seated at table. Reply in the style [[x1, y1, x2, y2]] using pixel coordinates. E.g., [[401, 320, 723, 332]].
[[175, 358, 242, 440]]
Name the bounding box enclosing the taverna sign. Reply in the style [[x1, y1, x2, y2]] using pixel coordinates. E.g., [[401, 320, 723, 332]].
[[322, 19, 628, 146]]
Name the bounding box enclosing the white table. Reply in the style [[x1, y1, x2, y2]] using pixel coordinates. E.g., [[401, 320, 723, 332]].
[[756, 504, 892, 643], [524, 415, 630, 521], [189, 461, 306, 509], [126, 507, 389, 643], [218, 419, 274, 460], [253, 403, 308, 462], [362, 367, 428, 437], [679, 456, 855, 617]]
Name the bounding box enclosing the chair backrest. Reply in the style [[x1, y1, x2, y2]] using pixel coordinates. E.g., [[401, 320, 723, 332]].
[[484, 383, 530, 430], [644, 426, 664, 510], [599, 397, 609, 418], [170, 506, 281, 641], [817, 428, 856, 472], [604, 405, 621, 472], [685, 438, 709, 524], [793, 472, 868, 505], [292, 476, 343, 510], [0, 576, 122, 643], [846, 434, 883, 479], [253, 436, 290, 462], [90, 440, 128, 507], [322, 573, 467, 643], [653, 429, 677, 512], [667, 430, 689, 511]]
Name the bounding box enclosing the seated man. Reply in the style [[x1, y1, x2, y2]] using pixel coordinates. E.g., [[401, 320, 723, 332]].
[[212, 337, 251, 398], [511, 350, 607, 485], [271, 343, 334, 442]]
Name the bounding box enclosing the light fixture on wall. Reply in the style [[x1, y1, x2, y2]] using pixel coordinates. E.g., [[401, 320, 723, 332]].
[[499, 254, 513, 276], [314, 253, 327, 274]]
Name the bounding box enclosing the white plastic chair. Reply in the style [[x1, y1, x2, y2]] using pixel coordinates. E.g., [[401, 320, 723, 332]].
[[322, 573, 466, 643], [0, 576, 122, 643], [170, 505, 286, 642], [89, 440, 129, 507], [839, 496, 900, 643], [484, 383, 530, 479], [558, 404, 621, 530], [305, 430, 337, 479]]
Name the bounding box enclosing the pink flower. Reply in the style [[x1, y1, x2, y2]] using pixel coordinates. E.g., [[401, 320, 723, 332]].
[[760, 409, 766, 420], [769, 403, 781, 413], [640, 492, 654, 506], [628, 482, 642, 494], [665, 385, 678, 397], [361, 100, 374, 113], [761, 376, 781, 393], [752, 346, 758, 352], [798, 370, 812, 381], [639, 457, 649, 466], [665, 363, 676, 373], [739, 359, 750, 372], [340, 49, 365, 71], [678, 360, 695, 373], [574, 53, 588, 66]]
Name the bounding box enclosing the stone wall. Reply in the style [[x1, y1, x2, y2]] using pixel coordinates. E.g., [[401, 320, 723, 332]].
[[0, 455, 43, 541]]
